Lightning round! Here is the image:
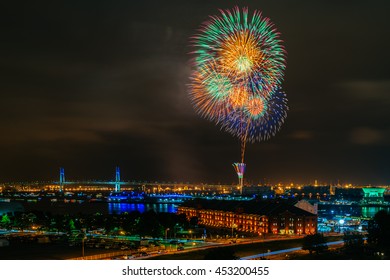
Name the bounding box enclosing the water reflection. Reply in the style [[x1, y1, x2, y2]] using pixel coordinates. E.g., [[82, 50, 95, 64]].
[[108, 203, 177, 214], [318, 204, 390, 219], [361, 207, 388, 218]]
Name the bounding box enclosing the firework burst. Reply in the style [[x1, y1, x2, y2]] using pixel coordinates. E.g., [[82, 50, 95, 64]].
[[222, 88, 288, 144], [188, 7, 288, 186], [191, 7, 286, 96]]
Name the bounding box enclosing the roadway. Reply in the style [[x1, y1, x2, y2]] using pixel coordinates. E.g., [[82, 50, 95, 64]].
[[240, 240, 344, 260], [68, 236, 304, 260], [132, 235, 309, 260]]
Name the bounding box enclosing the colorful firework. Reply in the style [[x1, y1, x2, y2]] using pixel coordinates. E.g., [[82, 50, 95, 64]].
[[191, 6, 286, 97], [188, 7, 288, 187], [222, 88, 288, 144]]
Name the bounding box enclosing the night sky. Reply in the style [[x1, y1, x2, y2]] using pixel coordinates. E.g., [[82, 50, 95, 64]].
[[1, 0, 390, 185]]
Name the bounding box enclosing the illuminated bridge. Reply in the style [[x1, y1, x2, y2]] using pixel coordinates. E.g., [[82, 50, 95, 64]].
[[2, 167, 237, 194]]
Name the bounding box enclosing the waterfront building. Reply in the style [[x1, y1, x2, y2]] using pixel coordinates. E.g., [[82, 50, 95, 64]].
[[362, 188, 386, 204], [178, 199, 317, 236]]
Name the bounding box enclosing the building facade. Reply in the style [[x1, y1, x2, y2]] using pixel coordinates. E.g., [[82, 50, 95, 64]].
[[362, 188, 386, 204], [178, 199, 317, 236]]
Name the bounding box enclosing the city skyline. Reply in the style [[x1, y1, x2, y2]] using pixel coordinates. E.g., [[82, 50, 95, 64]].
[[0, 165, 387, 187], [1, 0, 390, 185]]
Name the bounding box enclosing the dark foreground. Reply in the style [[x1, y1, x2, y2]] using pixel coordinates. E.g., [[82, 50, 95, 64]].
[[0, 235, 352, 260], [0, 243, 120, 260]]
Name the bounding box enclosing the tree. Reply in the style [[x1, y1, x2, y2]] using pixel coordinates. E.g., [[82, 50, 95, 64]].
[[122, 211, 141, 234], [52, 215, 67, 233], [189, 216, 199, 227], [0, 214, 11, 229], [368, 210, 390, 258], [103, 215, 118, 234], [343, 232, 364, 255], [13, 213, 30, 231], [157, 212, 174, 228], [302, 233, 328, 255], [68, 219, 76, 232], [137, 210, 164, 238]]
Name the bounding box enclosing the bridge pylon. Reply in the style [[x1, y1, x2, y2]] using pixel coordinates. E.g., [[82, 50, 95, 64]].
[[115, 166, 120, 192], [59, 167, 65, 192]]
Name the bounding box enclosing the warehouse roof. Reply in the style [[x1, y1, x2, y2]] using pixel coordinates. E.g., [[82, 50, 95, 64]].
[[179, 198, 316, 217]]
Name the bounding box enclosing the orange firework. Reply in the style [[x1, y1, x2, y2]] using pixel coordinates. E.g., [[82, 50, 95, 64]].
[[245, 96, 266, 119], [228, 86, 249, 109], [219, 30, 264, 78]]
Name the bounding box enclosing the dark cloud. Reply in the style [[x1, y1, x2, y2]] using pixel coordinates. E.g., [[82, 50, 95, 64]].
[[349, 127, 386, 146], [338, 80, 390, 102], [1, 0, 390, 185], [288, 130, 314, 141]]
